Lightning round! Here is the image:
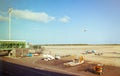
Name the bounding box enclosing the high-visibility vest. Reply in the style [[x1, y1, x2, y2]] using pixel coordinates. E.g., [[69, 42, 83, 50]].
[[79, 56, 84, 62]]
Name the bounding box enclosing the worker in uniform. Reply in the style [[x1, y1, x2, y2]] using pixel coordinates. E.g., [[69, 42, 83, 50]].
[[79, 56, 84, 63]]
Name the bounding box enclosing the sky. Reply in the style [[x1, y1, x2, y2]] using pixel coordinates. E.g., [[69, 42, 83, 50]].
[[0, 0, 120, 44]]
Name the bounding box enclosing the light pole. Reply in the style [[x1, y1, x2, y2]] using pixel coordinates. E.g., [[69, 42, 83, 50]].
[[8, 8, 13, 40]]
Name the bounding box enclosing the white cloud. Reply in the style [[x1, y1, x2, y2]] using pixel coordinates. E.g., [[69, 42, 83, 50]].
[[12, 9, 55, 23], [59, 16, 71, 23], [0, 15, 8, 21]]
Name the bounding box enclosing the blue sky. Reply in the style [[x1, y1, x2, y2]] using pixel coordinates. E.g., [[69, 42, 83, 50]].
[[0, 0, 120, 44]]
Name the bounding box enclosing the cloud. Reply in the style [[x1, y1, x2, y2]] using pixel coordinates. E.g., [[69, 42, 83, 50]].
[[0, 15, 8, 21], [59, 16, 71, 23], [12, 9, 55, 23]]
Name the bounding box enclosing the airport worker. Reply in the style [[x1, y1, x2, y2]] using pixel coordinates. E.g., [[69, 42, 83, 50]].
[[78, 56, 85, 64], [79, 56, 84, 62]]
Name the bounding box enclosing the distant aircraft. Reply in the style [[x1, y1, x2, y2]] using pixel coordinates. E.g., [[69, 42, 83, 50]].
[[83, 28, 87, 32]]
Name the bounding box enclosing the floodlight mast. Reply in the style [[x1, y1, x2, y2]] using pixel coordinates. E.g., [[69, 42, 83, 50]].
[[8, 8, 13, 40]]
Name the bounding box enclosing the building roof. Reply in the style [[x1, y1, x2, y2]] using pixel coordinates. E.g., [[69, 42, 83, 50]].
[[0, 40, 26, 42]]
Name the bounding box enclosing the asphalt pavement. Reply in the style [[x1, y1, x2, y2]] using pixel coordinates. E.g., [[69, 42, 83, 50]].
[[0, 59, 73, 76]]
